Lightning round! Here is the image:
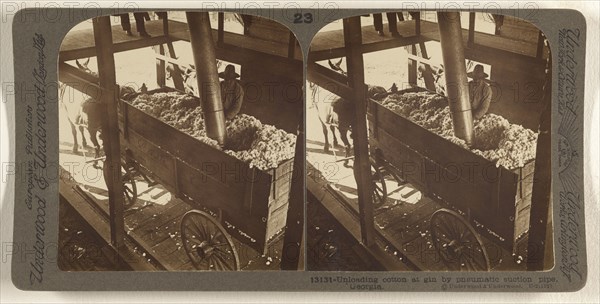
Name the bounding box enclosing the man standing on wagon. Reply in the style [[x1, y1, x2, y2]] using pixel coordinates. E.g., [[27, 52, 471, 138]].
[[467, 64, 493, 120], [219, 64, 245, 120]]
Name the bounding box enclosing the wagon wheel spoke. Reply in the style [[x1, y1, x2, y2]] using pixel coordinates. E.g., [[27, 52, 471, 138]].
[[210, 242, 230, 248], [459, 226, 473, 242], [464, 250, 487, 271], [429, 209, 490, 271], [211, 250, 236, 271], [457, 235, 488, 271], [180, 210, 240, 271], [370, 160, 387, 206], [212, 228, 224, 240], [460, 252, 485, 271], [121, 165, 138, 209], [186, 235, 206, 246], [437, 214, 460, 242], [212, 250, 235, 265], [431, 223, 454, 262], [189, 220, 207, 241], [431, 224, 452, 246]]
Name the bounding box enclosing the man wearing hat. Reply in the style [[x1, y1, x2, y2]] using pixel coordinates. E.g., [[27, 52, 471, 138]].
[[467, 64, 492, 120], [219, 64, 245, 120]]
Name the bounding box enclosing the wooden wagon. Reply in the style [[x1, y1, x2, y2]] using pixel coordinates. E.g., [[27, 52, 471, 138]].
[[118, 87, 294, 270], [366, 87, 535, 271]]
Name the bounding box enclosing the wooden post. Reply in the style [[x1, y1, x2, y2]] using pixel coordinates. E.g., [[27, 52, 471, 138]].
[[468, 12, 476, 47], [166, 42, 185, 91], [287, 31, 296, 59], [280, 114, 304, 270], [407, 44, 418, 86], [343, 16, 375, 247], [161, 12, 169, 35], [409, 42, 435, 91], [526, 53, 552, 270], [155, 44, 166, 87], [419, 42, 435, 91], [437, 12, 474, 145], [186, 12, 226, 145], [414, 12, 421, 36], [217, 12, 224, 45], [536, 31, 545, 59], [92, 16, 126, 251]]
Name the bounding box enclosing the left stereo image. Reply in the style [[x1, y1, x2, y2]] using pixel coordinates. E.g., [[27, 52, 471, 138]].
[[58, 11, 304, 271]]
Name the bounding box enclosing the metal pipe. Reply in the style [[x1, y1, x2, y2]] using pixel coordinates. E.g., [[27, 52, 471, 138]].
[[437, 12, 474, 145], [186, 12, 226, 145]]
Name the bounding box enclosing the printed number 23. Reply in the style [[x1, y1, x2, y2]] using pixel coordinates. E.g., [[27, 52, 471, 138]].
[[294, 13, 313, 23]]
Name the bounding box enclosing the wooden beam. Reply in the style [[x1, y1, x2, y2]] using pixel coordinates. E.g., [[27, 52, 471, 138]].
[[308, 35, 429, 62], [165, 42, 185, 91], [306, 62, 354, 101], [280, 114, 304, 270], [153, 45, 186, 90], [408, 43, 436, 91], [407, 45, 418, 86], [154, 51, 188, 66], [155, 44, 166, 87], [287, 31, 296, 59], [92, 16, 127, 252], [343, 17, 375, 247], [468, 12, 476, 47], [536, 31, 545, 59], [58, 62, 102, 96], [217, 43, 303, 81], [218, 12, 225, 45], [526, 55, 552, 270], [161, 12, 169, 35], [59, 35, 177, 62], [406, 52, 436, 68], [309, 61, 348, 86], [413, 12, 421, 36]]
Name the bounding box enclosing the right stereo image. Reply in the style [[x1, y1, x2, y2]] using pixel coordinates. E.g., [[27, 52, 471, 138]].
[[306, 11, 553, 272]]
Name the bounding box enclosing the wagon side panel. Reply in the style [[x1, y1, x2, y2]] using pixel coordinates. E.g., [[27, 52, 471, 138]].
[[368, 100, 520, 250]]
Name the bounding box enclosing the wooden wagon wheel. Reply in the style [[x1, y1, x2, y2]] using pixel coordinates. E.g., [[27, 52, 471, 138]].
[[370, 159, 387, 207], [180, 210, 240, 271], [429, 209, 491, 271], [121, 164, 138, 209]]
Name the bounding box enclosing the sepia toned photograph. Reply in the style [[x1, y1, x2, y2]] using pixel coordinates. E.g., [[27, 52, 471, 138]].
[[57, 11, 304, 271], [306, 12, 553, 271]]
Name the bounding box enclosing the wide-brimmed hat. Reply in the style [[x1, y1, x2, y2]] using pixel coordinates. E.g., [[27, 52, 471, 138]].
[[467, 64, 489, 79], [218, 64, 240, 79]]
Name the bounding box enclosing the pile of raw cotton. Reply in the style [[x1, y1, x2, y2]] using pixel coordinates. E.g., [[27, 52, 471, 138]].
[[377, 91, 538, 169], [129, 92, 296, 170]]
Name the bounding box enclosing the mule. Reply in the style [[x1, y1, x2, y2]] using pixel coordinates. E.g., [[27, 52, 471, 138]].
[[60, 58, 137, 159], [311, 58, 392, 157]]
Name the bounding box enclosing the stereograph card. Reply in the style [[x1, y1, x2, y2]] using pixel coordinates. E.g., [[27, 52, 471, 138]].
[[1, 2, 591, 293]]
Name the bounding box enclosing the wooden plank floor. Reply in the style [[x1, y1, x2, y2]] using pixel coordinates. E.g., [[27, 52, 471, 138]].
[[59, 143, 286, 271], [59, 19, 302, 61], [309, 19, 548, 61]]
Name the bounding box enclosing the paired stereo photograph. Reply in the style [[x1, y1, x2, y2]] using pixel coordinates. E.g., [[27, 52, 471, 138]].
[[8, 8, 587, 291]]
